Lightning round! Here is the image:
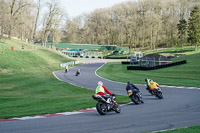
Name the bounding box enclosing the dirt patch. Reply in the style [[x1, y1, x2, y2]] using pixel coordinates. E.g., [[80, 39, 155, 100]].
[[0, 68, 13, 74]]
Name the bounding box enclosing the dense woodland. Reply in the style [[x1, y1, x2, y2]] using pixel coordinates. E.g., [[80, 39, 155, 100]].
[[0, 0, 200, 50]]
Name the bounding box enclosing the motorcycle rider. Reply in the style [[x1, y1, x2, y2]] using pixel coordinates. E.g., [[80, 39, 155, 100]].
[[145, 78, 159, 91], [65, 65, 69, 73], [126, 81, 140, 93], [96, 81, 112, 96], [145, 78, 151, 91], [126, 81, 143, 103], [95, 81, 113, 103], [76, 69, 80, 76]]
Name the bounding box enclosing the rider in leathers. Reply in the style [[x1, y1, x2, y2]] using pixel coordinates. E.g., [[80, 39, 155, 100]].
[[95, 81, 113, 104], [145, 78, 159, 91], [126, 81, 140, 93], [95, 81, 112, 96]]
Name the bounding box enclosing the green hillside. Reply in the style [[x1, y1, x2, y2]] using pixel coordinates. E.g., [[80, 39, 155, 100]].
[[0, 39, 73, 74], [0, 39, 95, 118]]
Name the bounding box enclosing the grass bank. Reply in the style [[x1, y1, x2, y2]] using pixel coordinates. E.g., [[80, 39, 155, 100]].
[[144, 46, 200, 56], [0, 39, 130, 118], [97, 53, 200, 88], [154, 125, 200, 133]]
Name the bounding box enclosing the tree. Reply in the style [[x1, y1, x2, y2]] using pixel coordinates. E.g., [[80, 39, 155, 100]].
[[177, 18, 187, 50], [8, 0, 30, 40], [32, 0, 41, 43], [188, 6, 200, 51], [50, 9, 65, 48], [41, 0, 62, 47], [62, 0, 199, 50], [0, 0, 8, 40]]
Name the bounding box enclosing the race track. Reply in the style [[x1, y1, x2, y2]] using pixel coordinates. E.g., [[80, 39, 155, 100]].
[[1, 63, 200, 133]]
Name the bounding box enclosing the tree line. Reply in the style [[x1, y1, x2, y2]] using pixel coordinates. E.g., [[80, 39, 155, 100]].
[[0, 0, 65, 48], [0, 0, 200, 50]]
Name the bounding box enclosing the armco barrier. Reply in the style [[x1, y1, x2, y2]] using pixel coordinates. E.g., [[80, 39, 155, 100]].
[[127, 60, 187, 70], [60, 61, 79, 67]]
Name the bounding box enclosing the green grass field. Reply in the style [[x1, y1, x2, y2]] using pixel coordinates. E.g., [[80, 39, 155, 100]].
[[144, 46, 200, 56], [97, 53, 200, 88], [154, 125, 200, 133], [0, 39, 130, 118]]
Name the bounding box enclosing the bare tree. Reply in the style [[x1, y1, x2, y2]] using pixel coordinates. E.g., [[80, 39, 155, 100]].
[[61, 0, 200, 50], [0, 0, 8, 40], [50, 9, 65, 48], [41, 0, 62, 47], [32, 0, 41, 43], [8, 0, 30, 39]]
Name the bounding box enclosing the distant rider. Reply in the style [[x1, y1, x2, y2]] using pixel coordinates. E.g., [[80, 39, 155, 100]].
[[65, 65, 69, 73], [76, 69, 80, 76], [126, 81, 140, 93]]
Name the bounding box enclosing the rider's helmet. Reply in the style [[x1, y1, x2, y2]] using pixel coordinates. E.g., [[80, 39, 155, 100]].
[[127, 81, 132, 84], [98, 81, 103, 86], [149, 79, 153, 82]]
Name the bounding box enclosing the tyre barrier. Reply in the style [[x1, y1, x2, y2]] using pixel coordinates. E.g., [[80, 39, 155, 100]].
[[122, 61, 139, 65], [127, 60, 187, 70], [72, 55, 94, 58], [121, 61, 131, 64], [105, 56, 130, 59]]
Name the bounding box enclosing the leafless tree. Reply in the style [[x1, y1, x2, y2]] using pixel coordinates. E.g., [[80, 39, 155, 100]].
[[41, 0, 63, 47], [32, 0, 41, 43], [63, 0, 200, 50], [8, 0, 31, 39]]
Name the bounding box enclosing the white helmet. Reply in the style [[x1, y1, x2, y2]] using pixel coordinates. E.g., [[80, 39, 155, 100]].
[[98, 81, 103, 86]]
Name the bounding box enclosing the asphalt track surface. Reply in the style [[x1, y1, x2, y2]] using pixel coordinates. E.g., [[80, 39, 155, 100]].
[[1, 63, 200, 133]]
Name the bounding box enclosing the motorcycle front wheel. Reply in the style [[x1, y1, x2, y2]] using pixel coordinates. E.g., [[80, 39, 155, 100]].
[[96, 102, 107, 115]]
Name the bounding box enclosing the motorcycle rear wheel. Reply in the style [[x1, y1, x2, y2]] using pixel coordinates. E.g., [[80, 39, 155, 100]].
[[96, 102, 107, 115], [156, 91, 163, 99], [114, 103, 121, 113]]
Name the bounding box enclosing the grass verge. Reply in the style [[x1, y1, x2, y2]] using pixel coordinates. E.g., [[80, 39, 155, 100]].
[[154, 125, 200, 133]]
